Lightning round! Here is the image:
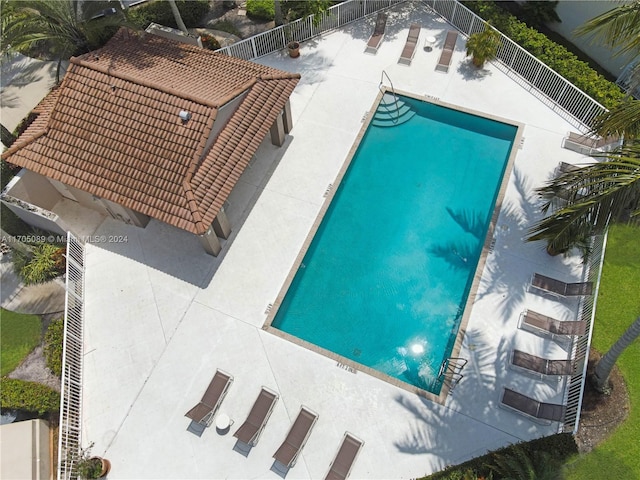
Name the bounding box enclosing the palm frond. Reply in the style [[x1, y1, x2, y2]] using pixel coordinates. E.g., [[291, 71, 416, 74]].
[[574, 0, 640, 57], [528, 144, 640, 253], [589, 98, 640, 140]]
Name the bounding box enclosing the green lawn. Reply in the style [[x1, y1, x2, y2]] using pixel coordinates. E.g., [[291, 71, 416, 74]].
[[566, 224, 640, 479], [0, 308, 42, 376]]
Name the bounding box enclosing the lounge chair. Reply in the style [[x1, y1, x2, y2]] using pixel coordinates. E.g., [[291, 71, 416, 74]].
[[365, 12, 387, 54], [518, 309, 586, 339], [530, 273, 593, 297], [562, 131, 620, 155], [500, 387, 565, 424], [556, 161, 580, 176], [398, 24, 421, 65], [273, 406, 318, 468], [435, 30, 458, 72], [185, 369, 233, 426], [510, 349, 574, 378], [324, 433, 364, 480], [233, 387, 279, 446]]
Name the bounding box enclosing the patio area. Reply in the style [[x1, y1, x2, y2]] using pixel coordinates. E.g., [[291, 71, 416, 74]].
[[80, 3, 593, 478]]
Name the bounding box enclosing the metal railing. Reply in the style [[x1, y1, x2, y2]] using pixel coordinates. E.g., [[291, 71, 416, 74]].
[[57, 233, 86, 480], [217, 0, 404, 60], [380, 70, 400, 123], [423, 0, 607, 131], [561, 232, 608, 434]]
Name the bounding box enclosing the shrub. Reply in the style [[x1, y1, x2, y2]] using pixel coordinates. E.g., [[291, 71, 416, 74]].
[[210, 20, 241, 38], [462, 1, 625, 109], [127, 0, 209, 30], [0, 378, 60, 415], [246, 0, 274, 21], [19, 243, 66, 285], [419, 433, 577, 479], [44, 318, 64, 377], [200, 33, 220, 50]]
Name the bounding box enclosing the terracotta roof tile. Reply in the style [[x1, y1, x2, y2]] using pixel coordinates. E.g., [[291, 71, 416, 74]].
[[2, 28, 299, 235]]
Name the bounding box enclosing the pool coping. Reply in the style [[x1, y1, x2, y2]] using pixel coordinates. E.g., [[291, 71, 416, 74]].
[[263, 88, 524, 405]]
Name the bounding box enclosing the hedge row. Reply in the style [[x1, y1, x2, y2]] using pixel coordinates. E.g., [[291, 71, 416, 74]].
[[44, 319, 64, 377], [463, 1, 625, 109], [419, 433, 578, 479], [1, 378, 60, 415], [246, 0, 275, 21], [127, 0, 210, 30]]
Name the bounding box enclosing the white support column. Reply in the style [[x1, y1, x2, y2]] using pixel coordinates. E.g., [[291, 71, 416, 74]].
[[212, 207, 231, 239], [282, 100, 293, 134], [270, 111, 285, 147], [199, 225, 222, 256]]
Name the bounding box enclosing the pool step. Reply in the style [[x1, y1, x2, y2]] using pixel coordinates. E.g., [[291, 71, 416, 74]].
[[372, 93, 416, 127]]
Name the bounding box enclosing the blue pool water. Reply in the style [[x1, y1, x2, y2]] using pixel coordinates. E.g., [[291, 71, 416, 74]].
[[272, 95, 517, 393]]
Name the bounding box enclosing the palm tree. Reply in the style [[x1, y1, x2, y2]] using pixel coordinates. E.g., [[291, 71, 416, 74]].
[[1, 0, 128, 82], [527, 142, 640, 254], [465, 22, 501, 68], [592, 316, 640, 393], [167, 0, 188, 34]]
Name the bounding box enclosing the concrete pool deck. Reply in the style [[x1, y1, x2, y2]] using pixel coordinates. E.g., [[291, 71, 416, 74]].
[[81, 3, 593, 478]]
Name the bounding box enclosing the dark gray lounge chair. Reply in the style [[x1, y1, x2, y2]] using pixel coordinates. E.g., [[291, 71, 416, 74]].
[[435, 30, 458, 72], [530, 273, 593, 297], [325, 433, 364, 480], [518, 309, 586, 339], [185, 369, 233, 426], [273, 406, 318, 468], [398, 24, 421, 65], [365, 12, 387, 54], [500, 387, 565, 424], [233, 387, 279, 446], [562, 132, 620, 155], [510, 349, 575, 377]]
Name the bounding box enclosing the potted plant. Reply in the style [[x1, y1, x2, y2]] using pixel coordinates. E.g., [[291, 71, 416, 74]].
[[75, 444, 111, 479], [287, 41, 300, 58], [465, 22, 501, 68]]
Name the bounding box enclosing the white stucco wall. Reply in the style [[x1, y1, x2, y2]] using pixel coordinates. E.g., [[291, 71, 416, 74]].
[[547, 1, 635, 77], [0, 419, 51, 480]]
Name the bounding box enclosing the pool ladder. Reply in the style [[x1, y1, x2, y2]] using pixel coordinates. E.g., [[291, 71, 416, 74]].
[[438, 357, 468, 392], [379, 70, 400, 124]]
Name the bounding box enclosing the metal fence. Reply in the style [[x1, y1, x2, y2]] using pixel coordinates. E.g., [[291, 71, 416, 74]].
[[57, 233, 86, 480], [561, 232, 608, 434], [217, 0, 606, 131], [217, 0, 404, 60], [423, 0, 607, 131]]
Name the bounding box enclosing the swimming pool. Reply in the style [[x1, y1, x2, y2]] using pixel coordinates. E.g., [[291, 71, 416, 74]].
[[268, 92, 518, 395]]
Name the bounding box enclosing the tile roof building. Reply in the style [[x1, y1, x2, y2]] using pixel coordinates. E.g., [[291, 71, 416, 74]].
[[2, 28, 300, 254]]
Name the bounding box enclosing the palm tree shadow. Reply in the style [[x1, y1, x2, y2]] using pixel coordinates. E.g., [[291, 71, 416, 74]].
[[429, 208, 485, 271], [392, 329, 514, 458], [474, 166, 542, 321]]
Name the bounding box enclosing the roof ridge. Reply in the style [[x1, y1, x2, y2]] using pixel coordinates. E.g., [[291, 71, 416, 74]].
[[212, 78, 257, 108], [182, 180, 206, 234], [1, 128, 48, 159], [259, 72, 302, 81], [69, 57, 219, 108]]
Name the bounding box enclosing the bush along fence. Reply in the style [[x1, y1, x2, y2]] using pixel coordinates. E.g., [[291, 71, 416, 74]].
[[57, 233, 86, 480], [423, 0, 612, 131]]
